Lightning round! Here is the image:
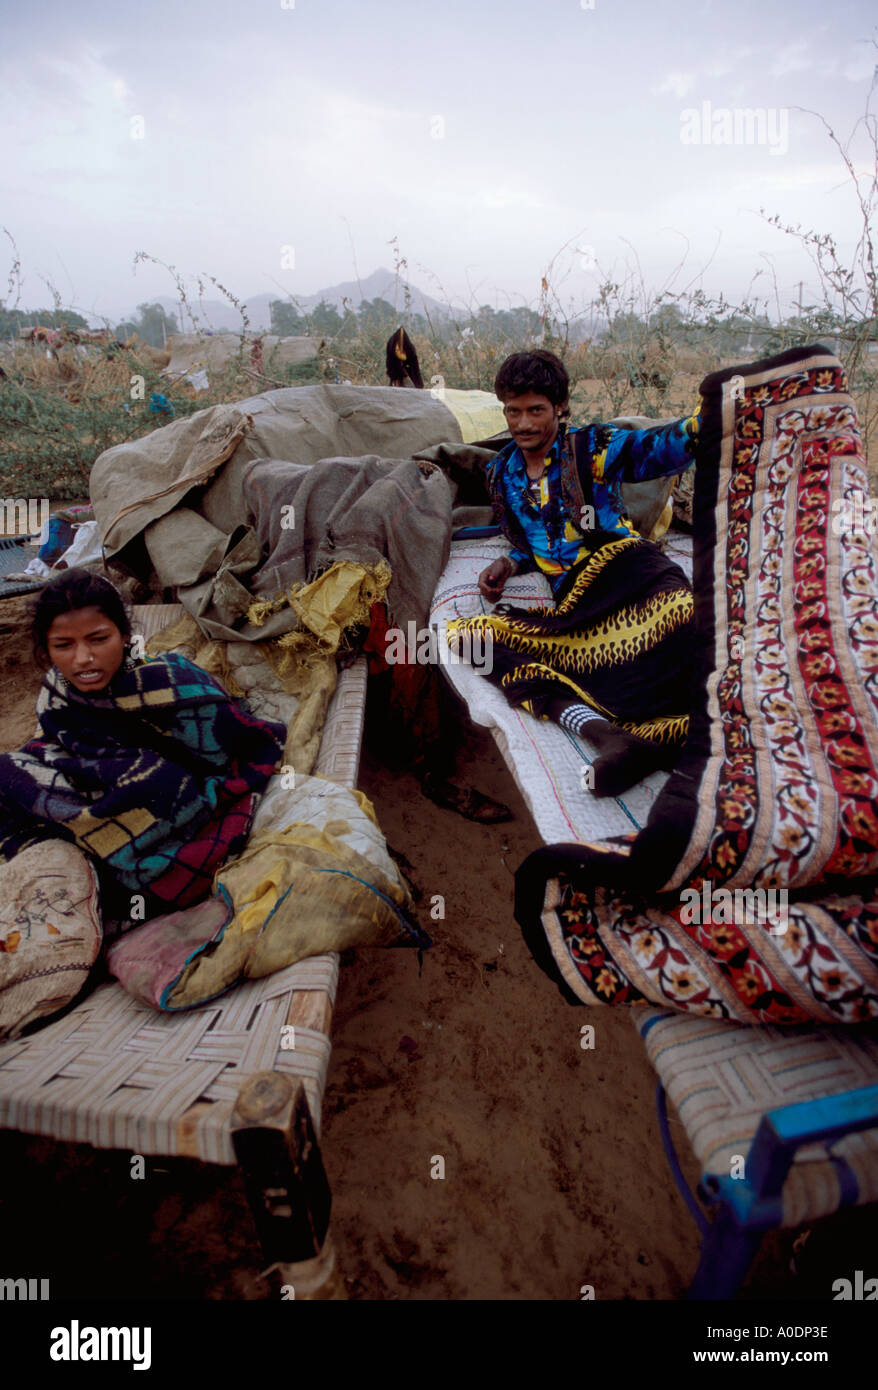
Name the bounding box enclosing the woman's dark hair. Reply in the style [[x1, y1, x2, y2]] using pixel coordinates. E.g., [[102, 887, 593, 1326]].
[[30, 568, 131, 666], [494, 351, 570, 415]]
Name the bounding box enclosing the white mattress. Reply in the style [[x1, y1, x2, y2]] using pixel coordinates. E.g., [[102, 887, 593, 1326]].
[[429, 532, 693, 845]]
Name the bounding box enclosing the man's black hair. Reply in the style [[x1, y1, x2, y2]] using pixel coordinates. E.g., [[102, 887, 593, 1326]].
[[494, 350, 570, 414], [30, 567, 131, 666]]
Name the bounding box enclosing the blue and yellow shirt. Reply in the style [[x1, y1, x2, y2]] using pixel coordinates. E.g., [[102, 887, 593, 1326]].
[[488, 414, 699, 591]]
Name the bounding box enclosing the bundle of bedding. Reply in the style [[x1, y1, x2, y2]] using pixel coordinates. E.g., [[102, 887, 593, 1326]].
[[514, 345, 878, 1026], [105, 773, 428, 1011]]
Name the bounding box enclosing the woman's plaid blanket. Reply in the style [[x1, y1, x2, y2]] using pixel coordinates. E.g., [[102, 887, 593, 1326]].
[[0, 653, 285, 915]]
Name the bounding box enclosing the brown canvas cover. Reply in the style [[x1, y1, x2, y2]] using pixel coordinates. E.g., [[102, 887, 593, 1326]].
[[90, 384, 504, 639], [93, 384, 487, 555]]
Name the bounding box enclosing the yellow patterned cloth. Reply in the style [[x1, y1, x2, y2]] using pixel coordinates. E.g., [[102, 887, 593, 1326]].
[[106, 774, 427, 1010], [448, 534, 694, 746]]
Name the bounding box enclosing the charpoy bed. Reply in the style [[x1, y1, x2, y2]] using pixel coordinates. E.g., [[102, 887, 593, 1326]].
[[0, 604, 368, 1299], [430, 345, 878, 1298]]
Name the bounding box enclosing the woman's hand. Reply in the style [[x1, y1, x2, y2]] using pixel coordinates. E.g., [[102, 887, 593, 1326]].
[[478, 556, 518, 602]]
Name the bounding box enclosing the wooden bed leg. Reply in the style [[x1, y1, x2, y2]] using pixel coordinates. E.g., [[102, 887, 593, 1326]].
[[274, 1231, 346, 1301], [231, 1070, 346, 1300]]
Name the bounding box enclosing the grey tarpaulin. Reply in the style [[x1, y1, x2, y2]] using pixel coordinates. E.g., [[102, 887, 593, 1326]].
[[90, 384, 505, 639]]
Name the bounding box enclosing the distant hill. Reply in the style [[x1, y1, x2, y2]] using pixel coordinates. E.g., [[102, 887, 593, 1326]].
[[280, 267, 457, 321], [108, 267, 460, 334]]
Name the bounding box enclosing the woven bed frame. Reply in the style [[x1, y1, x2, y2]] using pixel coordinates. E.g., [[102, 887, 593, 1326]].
[[0, 605, 367, 1299], [434, 534, 878, 1300]]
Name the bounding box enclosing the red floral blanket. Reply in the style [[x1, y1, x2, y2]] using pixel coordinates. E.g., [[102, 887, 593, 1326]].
[[515, 346, 878, 1024]]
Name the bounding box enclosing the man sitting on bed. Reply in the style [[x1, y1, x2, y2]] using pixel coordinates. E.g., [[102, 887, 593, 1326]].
[[447, 350, 699, 798]]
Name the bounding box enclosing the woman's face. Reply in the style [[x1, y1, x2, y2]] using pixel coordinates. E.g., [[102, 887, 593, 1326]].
[[46, 606, 126, 694]]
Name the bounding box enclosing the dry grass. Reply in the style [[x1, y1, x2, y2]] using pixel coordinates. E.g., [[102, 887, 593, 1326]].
[[3, 327, 875, 498]]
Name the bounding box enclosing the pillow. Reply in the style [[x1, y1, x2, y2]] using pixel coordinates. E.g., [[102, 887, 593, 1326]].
[[0, 841, 102, 1040]]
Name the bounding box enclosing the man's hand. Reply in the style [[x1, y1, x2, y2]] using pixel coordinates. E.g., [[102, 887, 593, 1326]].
[[478, 556, 518, 602]]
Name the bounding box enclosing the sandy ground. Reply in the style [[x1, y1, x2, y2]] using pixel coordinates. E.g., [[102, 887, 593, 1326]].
[[0, 606, 875, 1302]]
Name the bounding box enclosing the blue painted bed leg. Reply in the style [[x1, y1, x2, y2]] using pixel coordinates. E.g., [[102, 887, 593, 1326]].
[[655, 1082, 762, 1299], [688, 1204, 763, 1301], [653, 1065, 877, 1301], [656, 1082, 710, 1238]]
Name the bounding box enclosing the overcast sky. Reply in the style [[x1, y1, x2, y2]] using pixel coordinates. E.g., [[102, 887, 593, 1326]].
[[2, 0, 876, 325]]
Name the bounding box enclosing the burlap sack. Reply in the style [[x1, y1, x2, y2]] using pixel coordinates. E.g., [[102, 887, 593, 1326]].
[[0, 841, 102, 1040]]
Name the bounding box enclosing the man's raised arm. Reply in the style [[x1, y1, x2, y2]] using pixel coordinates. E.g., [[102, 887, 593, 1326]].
[[600, 410, 700, 485]]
